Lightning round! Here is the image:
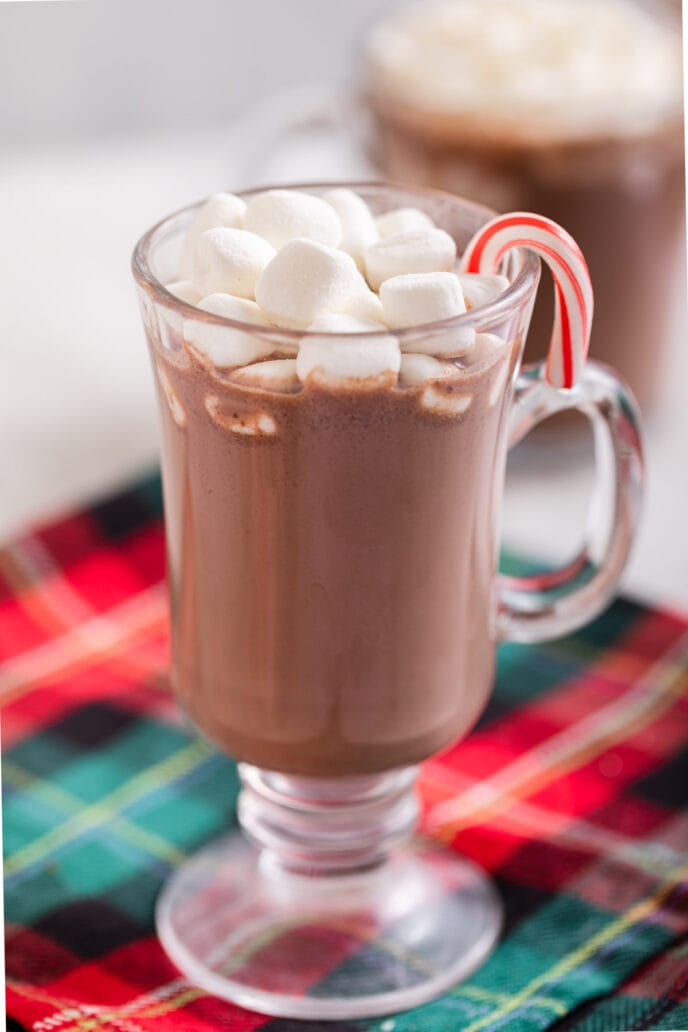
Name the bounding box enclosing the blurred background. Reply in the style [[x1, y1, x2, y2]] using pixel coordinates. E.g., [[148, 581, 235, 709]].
[[1, 0, 685, 607]]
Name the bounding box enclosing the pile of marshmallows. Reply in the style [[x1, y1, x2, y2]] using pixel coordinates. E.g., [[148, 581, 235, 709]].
[[166, 189, 509, 393]]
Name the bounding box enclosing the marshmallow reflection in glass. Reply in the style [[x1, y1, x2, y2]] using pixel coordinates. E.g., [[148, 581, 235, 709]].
[[132, 183, 643, 1020]]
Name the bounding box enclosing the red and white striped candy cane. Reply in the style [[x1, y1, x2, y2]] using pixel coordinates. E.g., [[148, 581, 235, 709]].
[[460, 213, 593, 389]]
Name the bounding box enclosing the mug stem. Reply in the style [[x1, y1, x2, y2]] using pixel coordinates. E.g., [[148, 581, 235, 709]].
[[238, 764, 419, 876]]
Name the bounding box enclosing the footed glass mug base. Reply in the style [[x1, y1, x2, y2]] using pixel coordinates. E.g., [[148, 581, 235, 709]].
[[156, 766, 502, 1020]]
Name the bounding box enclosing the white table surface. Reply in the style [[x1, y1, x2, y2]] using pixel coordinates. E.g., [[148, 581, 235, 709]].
[[2, 121, 687, 612]]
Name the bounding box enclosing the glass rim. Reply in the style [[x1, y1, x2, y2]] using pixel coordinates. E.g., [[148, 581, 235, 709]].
[[131, 180, 541, 341]]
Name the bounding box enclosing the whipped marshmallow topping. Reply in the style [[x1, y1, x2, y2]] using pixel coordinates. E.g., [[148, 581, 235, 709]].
[[170, 188, 513, 393], [366, 0, 682, 140]]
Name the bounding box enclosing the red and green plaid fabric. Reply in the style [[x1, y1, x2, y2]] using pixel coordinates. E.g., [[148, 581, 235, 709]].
[[3, 473, 688, 1032]]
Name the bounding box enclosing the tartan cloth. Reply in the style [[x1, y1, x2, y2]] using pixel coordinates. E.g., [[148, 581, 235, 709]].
[[3, 473, 688, 1032]]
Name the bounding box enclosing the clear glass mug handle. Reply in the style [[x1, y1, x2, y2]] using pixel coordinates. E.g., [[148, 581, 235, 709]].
[[232, 84, 371, 185], [498, 360, 644, 644]]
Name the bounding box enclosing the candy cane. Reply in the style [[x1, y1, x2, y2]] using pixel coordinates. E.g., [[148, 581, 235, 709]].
[[460, 213, 593, 389]]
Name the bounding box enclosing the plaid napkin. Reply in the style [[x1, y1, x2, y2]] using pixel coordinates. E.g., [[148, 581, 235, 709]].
[[3, 474, 688, 1032]]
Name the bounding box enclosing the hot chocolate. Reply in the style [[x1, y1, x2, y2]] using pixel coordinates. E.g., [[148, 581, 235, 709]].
[[140, 185, 529, 777], [155, 326, 519, 777]]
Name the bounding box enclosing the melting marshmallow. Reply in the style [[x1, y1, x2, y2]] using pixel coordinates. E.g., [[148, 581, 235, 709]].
[[420, 385, 473, 416], [297, 317, 400, 387], [206, 396, 278, 436], [180, 193, 246, 278], [231, 358, 299, 393], [255, 239, 365, 329], [364, 228, 457, 291], [156, 366, 186, 427], [244, 189, 342, 249], [184, 294, 275, 367], [323, 188, 378, 268], [458, 274, 510, 310], [191, 228, 275, 299], [380, 271, 466, 328], [376, 207, 435, 237], [399, 353, 457, 387]]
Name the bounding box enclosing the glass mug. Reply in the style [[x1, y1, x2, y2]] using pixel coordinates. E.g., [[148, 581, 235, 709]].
[[132, 183, 643, 1020]]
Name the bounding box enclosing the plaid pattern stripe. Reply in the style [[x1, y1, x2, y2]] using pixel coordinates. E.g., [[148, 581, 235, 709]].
[[3, 473, 688, 1032]]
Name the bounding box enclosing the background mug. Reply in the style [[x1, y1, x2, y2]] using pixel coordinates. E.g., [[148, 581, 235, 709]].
[[235, 0, 684, 415]]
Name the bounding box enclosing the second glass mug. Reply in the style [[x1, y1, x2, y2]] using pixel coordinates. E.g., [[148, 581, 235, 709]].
[[132, 183, 643, 1020]]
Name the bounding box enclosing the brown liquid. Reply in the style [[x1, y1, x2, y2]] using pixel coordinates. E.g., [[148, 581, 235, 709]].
[[368, 97, 685, 411], [154, 336, 518, 777]]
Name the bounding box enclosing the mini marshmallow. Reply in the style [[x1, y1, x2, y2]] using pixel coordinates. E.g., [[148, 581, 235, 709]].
[[307, 313, 387, 333], [465, 333, 511, 404], [338, 288, 386, 324], [399, 353, 457, 387], [244, 189, 342, 249], [156, 366, 187, 427], [458, 273, 510, 310], [364, 228, 457, 291], [190, 192, 247, 233], [165, 280, 203, 305], [297, 322, 400, 387], [191, 228, 275, 299], [184, 294, 275, 367], [255, 239, 364, 329], [179, 193, 247, 278], [400, 324, 476, 357], [323, 188, 378, 267], [231, 358, 299, 393], [420, 385, 473, 416], [380, 271, 466, 328], [375, 207, 436, 237], [206, 396, 277, 436], [469, 332, 509, 368]]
